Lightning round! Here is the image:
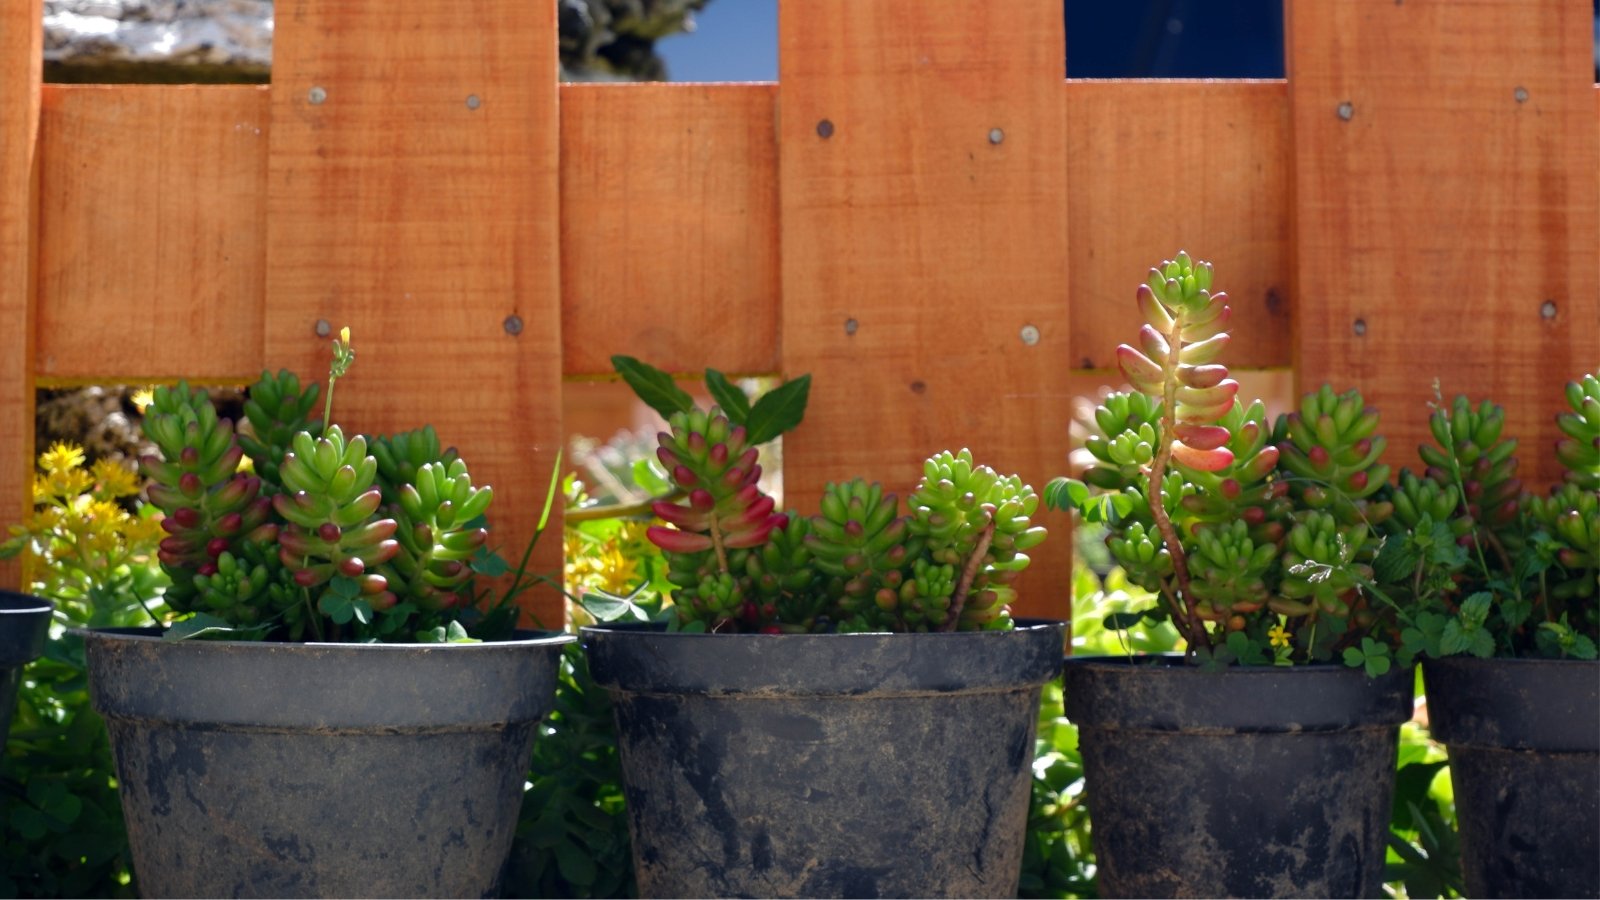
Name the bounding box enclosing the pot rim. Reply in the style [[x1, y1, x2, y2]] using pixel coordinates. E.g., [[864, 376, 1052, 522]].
[[1063, 652, 1416, 733], [83, 626, 574, 729], [78, 624, 574, 651], [0, 589, 54, 616], [583, 618, 1067, 696]]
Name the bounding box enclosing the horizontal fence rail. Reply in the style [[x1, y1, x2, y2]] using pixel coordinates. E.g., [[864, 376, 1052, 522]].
[[4, 0, 1597, 626]]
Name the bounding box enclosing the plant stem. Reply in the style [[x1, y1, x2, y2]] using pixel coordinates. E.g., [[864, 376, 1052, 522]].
[[941, 520, 995, 632], [564, 490, 684, 524], [1149, 315, 1209, 656]]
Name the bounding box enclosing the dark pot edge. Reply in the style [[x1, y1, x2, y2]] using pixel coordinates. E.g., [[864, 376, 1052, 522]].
[[1063, 653, 1416, 733], [1423, 655, 1600, 752], [78, 625, 575, 651], [581, 616, 1066, 639]]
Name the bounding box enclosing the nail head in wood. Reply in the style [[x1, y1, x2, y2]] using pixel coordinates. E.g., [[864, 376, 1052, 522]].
[[817, 119, 834, 139], [1337, 102, 1354, 121], [504, 315, 524, 336], [314, 319, 331, 337], [466, 94, 481, 110], [1020, 324, 1040, 345], [988, 128, 1004, 145], [1514, 87, 1529, 104], [844, 317, 858, 335], [1352, 318, 1367, 336], [308, 86, 327, 105], [1540, 300, 1557, 319]]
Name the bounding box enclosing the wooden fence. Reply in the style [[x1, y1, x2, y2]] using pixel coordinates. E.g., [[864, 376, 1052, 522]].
[[2, 0, 1596, 626]]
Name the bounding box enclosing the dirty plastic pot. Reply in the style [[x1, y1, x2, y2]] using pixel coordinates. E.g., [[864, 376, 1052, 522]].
[[0, 590, 53, 747], [582, 619, 1065, 899], [83, 627, 573, 899], [1063, 655, 1413, 899], [1423, 655, 1600, 899]]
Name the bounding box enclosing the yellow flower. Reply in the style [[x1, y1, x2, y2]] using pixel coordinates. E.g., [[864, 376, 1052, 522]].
[[92, 458, 141, 499], [40, 441, 85, 475], [48, 466, 93, 500], [130, 387, 156, 413], [1268, 623, 1292, 648]]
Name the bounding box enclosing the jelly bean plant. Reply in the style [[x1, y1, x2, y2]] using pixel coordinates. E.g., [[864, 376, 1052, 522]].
[[584, 357, 1047, 633], [1047, 252, 1402, 671], [139, 328, 533, 642], [1374, 375, 1598, 661]]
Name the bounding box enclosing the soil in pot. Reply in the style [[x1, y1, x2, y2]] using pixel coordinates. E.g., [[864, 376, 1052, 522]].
[[1424, 655, 1600, 899], [83, 627, 573, 899], [0, 590, 54, 748], [1063, 655, 1414, 899], [582, 619, 1065, 899]]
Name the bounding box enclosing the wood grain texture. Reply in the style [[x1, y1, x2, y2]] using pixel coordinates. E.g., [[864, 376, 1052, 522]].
[[779, 0, 1073, 620], [264, 1, 564, 627], [1068, 80, 1292, 369], [37, 85, 267, 381], [1288, 0, 1599, 489], [0, 0, 41, 590], [562, 83, 779, 378]]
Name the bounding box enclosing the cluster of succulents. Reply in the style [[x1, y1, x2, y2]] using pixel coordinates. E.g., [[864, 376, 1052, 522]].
[[634, 387, 1045, 634], [1382, 374, 1598, 660], [1048, 253, 1403, 668], [138, 331, 509, 642]]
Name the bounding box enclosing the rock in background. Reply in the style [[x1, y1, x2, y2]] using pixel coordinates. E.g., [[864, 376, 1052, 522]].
[[43, 0, 709, 83]]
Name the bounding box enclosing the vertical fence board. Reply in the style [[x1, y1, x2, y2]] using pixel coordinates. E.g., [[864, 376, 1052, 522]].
[[265, 1, 564, 626], [0, 0, 40, 589], [562, 83, 780, 378], [779, 0, 1072, 619], [37, 86, 267, 381], [1288, 0, 1599, 488], [1068, 80, 1292, 370]]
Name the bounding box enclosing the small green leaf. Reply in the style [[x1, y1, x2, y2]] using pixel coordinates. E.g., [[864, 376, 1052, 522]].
[[328, 576, 360, 600], [554, 838, 598, 886], [611, 355, 694, 420], [164, 613, 271, 642], [445, 620, 480, 643], [744, 374, 811, 444], [471, 546, 512, 577], [1342, 646, 1366, 669], [704, 369, 752, 423], [351, 599, 372, 625], [1572, 635, 1598, 661], [320, 592, 354, 625], [631, 456, 672, 495], [579, 589, 654, 623]]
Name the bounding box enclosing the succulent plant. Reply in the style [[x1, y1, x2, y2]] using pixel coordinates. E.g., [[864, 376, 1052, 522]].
[[138, 330, 518, 643], [1049, 253, 1407, 670], [646, 405, 789, 632], [1554, 374, 1599, 491], [619, 359, 1044, 634], [1376, 376, 1598, 662]]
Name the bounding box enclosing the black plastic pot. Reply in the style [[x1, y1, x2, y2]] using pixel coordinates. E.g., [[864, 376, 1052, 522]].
[[1063, 656, 1414, 899], [83, 627, 573, 899], [1424, 655, 1600, 899], [582, 619, 1065, 899], [0, 590, 53, 748]]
